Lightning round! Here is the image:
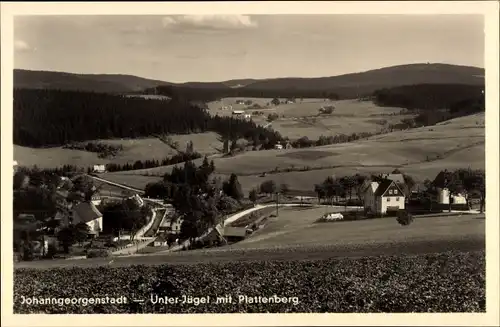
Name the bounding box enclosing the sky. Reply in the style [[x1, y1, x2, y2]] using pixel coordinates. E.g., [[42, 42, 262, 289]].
[[14, 15, 484, 83]]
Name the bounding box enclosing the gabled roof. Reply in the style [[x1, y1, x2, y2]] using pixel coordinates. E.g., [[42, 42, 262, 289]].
[[223, 227, 247, 237], [73, 202, 102, 223], [374, 179, 404, 197], [155, 235, 168, 243], [381, 173, 405, 184]]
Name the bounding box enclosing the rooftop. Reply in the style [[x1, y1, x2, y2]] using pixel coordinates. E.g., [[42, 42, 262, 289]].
[[73, 202, 102, 223]]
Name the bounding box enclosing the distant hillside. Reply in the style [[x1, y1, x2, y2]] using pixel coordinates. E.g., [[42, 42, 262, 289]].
[[14, 69, 171, 93], [242, 63, 484, 93], [15, 63, 484, 98]]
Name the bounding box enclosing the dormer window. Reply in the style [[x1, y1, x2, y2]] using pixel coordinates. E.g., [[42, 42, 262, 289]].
[[389, 190, 393, 195], [394, 190, 398, 195]]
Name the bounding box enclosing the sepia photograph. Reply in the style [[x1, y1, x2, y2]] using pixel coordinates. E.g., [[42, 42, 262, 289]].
[[2, 1, 499, 324]]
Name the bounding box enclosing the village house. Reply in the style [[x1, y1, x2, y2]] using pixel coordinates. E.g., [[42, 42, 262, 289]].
[[363, 179, 405, 214], [153, 234, 169, 247], [92, 164, 106, 173], [60, 202, 103, 237], [432, 170, 467, 205]]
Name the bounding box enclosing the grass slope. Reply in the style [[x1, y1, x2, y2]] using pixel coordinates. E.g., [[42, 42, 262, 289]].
[[14, 132, 222, 168], [111, 112, 484, 193], [208, 98, 415, 139]]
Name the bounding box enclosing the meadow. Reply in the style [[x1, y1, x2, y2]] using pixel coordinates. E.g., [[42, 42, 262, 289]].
[[207, 98, 414, 139], [229, 206, 485, 250], [109, 112, 484, 194], [14, 132, 222, 169]]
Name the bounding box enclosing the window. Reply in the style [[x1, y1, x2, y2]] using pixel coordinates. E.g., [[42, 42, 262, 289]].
[[394, 190, 398, 195], [396, 197, 400, 201], [389, 190, 393, 195], [387, 198, 390, 202]]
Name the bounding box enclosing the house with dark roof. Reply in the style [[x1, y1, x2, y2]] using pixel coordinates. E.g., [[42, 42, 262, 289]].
[[67, 202, 103, 236], [363, 179, 405, 214], [153, 234, 169, 247], [431, 170, 467, 205]]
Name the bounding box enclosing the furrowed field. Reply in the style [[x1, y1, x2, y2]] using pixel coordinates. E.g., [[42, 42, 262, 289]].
[[14, 250, 485, 313]]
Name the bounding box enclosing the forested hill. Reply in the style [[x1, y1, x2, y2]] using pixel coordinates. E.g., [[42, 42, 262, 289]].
[[15, 63, 483, 97], [14, 69, 172, 94], [13, 89, 282, 148], [373, 84, 485, 112]]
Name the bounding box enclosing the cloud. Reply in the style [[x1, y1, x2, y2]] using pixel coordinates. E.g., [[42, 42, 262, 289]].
[[14, 40, 32, 52], [162, 15, 257, 31]]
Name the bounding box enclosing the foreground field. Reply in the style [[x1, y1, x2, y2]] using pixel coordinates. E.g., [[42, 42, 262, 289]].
[[14, 250, 485, 313], [14, 132, 222, 168], [229, 207, 485, 250]]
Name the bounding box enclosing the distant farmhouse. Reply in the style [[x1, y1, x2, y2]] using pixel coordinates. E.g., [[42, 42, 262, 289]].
[[92, 164, 106, 173], [232, 110, 251, 120]]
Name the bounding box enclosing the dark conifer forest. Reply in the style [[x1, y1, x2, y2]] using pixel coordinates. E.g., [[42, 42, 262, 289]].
[[13, 89, 282, 147]]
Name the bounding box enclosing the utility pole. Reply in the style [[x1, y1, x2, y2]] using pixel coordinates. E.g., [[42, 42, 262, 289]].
[[275, 192, 280, 217]]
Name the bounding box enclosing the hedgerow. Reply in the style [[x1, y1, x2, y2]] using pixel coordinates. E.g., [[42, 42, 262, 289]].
[[14, 250, 485, 313]]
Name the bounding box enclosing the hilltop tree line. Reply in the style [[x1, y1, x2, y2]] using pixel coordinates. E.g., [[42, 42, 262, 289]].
[[143, 85, 342, 103], [14, 89, 282, 148], [373, 84, 485, 126], [105, 151, 202, 173]]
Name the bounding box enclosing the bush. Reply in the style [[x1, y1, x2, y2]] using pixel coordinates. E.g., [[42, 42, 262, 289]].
[[397, 210, 414, 226], [86, 249, 112, 258]]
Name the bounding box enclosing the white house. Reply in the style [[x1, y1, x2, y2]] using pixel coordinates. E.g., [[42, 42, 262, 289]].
[[436, 188, 467, 205], [274, 144, 283, 150], [363, 179, 405, 214], [68, 202, 103, 236], [92, 164, 106, 173], [90, 193, 102, 206]]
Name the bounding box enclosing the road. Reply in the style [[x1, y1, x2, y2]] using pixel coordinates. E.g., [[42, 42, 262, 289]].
[[15, 236, 484, 270]]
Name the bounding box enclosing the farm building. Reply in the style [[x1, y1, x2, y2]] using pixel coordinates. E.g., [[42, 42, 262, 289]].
[[90, 193, 102, 206], [274, 144, 283, 150], [363, 179, 405, 214], [222, 227, 248, 243], [232, 110, 251, 120], [153, 235, 169, 247], [127, 194, 144, 208], [159, 218, 183, 235], [431, 170, 467, 205], [92, 164, 106, 173]]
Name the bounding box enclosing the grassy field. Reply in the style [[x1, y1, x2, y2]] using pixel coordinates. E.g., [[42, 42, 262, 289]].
[[207, 98, 414, 139], [228, 206, 484, 250], [109, 112, 484, 194], [14, 132, 222, 169]]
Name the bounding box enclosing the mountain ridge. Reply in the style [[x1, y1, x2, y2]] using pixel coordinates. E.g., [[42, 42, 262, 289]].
[[14, 63, 484, 94]]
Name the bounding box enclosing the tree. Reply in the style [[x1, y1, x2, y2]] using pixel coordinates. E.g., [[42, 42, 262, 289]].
[[186, 140, 194, 154], [57, 227, 76, 253], [462, 169, 485, 213], [74, 222, 90, 245], [314, 183, 326, 204], [402, 174, 416, 197], [249, 189, 258, 205], [271, 98, 280, 106], [339, 176, 356, 202], [280, 183, 290, 196], [353, 174, 368, 203], [259, 180, 277, 196], [222, 174, 243, 201], [446, 174, 465, 212]]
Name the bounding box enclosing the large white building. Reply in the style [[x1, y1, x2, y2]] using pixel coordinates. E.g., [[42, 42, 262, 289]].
[[364, 179, 405, 214]]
